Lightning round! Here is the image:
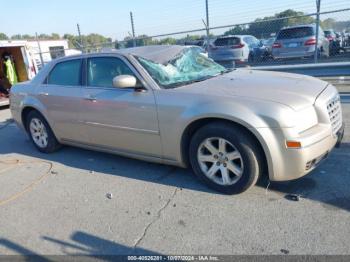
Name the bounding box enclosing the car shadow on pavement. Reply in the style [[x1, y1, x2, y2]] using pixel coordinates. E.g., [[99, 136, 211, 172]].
[[42, 231, 161, 256], [0, 231, 159, 258], [0, 239, 49, 261], [256, 143, 350, 212], [0, 123, 216, 194], [0, 123, 349, 211]]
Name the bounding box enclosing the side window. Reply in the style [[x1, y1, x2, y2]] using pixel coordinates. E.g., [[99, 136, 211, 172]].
[[87, 57, 135, 88], [48, 59, 82, 86], [244, 37, 258, 48]]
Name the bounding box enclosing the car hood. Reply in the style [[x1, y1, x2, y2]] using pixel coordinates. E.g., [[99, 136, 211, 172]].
[[178, 69, 328, 111]]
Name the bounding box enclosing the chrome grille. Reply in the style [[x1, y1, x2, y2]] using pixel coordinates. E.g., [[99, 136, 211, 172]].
[[327, 95, 342, 135]]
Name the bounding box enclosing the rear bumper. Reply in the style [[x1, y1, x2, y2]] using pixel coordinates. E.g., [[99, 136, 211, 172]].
[[209, 52, 246, 62], [272, 48, 315, 59]]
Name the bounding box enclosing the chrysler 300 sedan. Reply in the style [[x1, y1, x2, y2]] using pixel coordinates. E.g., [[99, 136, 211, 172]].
[[10, 45, 344, 194]]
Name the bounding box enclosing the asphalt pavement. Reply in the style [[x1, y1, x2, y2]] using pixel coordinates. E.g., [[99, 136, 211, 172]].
[[0, 102, 349, 256]]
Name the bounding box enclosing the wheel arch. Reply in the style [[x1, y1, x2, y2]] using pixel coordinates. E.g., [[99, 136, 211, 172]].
[[21, 106, 45, 131], [180, 117, 271, 178], [21, 106, 55, 139]]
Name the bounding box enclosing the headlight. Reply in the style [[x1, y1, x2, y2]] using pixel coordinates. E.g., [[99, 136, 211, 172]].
[[293, 106, 318, 133]]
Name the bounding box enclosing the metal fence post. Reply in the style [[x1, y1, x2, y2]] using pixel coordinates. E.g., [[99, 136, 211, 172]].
[[130, 12, 136, 47], [314, 0, 321, 63], [205, 0, 210, 48], [77, 23, 84, 53]]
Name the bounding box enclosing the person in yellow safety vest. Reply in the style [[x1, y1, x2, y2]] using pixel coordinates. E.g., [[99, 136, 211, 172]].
[[4, 57, 18, 85]]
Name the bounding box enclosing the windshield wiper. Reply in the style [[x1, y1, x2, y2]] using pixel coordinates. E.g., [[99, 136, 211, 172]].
[[220, 68, 235, 74]]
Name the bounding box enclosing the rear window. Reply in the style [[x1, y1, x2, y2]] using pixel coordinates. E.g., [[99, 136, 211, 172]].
[[48, 59, 82, 86], [277, 27, 314, 40], [243, 36, 260, 47], [214, 37, 241, 46], [324, 31, 335, 37]]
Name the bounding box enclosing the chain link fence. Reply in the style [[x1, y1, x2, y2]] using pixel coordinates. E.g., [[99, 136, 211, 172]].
[[35, 1, 350, 69]]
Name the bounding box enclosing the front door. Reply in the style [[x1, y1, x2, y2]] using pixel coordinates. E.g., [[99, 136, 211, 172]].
[[79, 55, 162, 157]]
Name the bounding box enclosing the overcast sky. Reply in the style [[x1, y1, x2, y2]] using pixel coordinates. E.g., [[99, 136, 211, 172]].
[[2, 0, 348, 40]]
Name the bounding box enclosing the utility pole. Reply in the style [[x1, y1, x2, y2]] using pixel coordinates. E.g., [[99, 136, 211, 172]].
[[77, 23, 84, 52], [205, 0, 210, 47], [35, 32, 44, 68], [130, 12, 136, 47], [314, 0, 321, 63]]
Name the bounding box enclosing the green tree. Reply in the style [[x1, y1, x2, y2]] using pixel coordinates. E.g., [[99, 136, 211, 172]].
[[51, 33, 61, 40], [22, 34, 35, 40], [83, 33, 113, 51], [11, 34, 23, 40], [0, 33, 8, 40], [123, 35, 154, 48], [224, 26, 248, 36], [159, 37, 177, 45], [63, 34, 81, 49], [321, 18, 336, 30], [224, 9, 316, 38]]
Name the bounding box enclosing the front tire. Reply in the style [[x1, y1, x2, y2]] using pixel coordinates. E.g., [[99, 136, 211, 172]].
[[189, 122, 264, 194], [26, 110, 61, 153]]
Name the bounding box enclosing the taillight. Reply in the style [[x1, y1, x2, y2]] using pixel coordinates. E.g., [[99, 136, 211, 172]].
[[272, 42, 282, 48], [231, 43, 245, 49], [304, 38, 316, 46]]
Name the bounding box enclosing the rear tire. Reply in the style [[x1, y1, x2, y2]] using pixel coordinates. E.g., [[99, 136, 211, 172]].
[[189, 122, 264, 194], [26, 110, 61, 153], [248, 53, 254, 63]]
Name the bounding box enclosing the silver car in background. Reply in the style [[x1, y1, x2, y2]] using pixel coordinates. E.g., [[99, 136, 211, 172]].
[[209, 35, 268, 64], [272, 24, 330, 59], [10, 45, 344, 194]]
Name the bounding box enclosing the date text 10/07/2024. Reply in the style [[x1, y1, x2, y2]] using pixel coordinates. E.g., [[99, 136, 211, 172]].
[[127, 255, 220, 261]]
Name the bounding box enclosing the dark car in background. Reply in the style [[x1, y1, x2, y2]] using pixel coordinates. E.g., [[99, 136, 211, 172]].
[[272, 24, 329, 59], [324, 29, 342, 55], [262, 37, 275, 57]]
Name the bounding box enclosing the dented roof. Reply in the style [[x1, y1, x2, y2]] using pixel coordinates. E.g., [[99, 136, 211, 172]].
[[114, 45, 187, 64]]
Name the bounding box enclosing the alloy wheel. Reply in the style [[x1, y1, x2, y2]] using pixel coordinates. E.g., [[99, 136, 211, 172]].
[[29, 118, 49, 148], [197, 137, 244, 186]]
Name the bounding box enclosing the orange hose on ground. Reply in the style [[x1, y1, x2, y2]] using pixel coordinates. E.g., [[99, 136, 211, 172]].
[[0, 159, 53, 207]]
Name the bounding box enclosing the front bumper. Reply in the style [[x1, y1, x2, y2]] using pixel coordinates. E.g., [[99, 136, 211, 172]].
[[335, 122, 345, 148], [259, 122, 344, 182]]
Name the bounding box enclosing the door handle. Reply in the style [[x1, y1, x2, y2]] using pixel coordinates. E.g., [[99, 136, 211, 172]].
[[38, 92, 49, 96]]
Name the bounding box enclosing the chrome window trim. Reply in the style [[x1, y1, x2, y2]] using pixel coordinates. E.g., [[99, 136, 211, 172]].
[[82, 53, 151, 92]]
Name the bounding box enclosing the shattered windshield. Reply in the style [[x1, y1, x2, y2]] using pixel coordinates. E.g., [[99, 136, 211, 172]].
[[137, 48, 227, 88]]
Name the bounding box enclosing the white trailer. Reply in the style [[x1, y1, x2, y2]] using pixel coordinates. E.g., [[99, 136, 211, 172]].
[[0, 39, 81, 107]]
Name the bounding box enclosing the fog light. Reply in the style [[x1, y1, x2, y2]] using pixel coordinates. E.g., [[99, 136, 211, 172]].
[[286, 141, 302, 148]]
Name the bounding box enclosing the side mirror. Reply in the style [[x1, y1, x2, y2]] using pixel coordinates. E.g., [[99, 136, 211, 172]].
[[112, 75, 137, 89]]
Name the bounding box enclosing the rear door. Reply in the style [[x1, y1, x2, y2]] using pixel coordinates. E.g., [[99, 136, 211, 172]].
[[79, 55, 162, 157], [36, 59, 85, 142]]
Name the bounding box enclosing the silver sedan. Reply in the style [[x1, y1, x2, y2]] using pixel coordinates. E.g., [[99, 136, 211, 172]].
[[10, 45, 344, 194]]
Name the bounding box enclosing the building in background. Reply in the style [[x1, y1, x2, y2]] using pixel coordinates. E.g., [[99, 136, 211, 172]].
[[26, 39, 82, 71], [0, 39, 81, 106]]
